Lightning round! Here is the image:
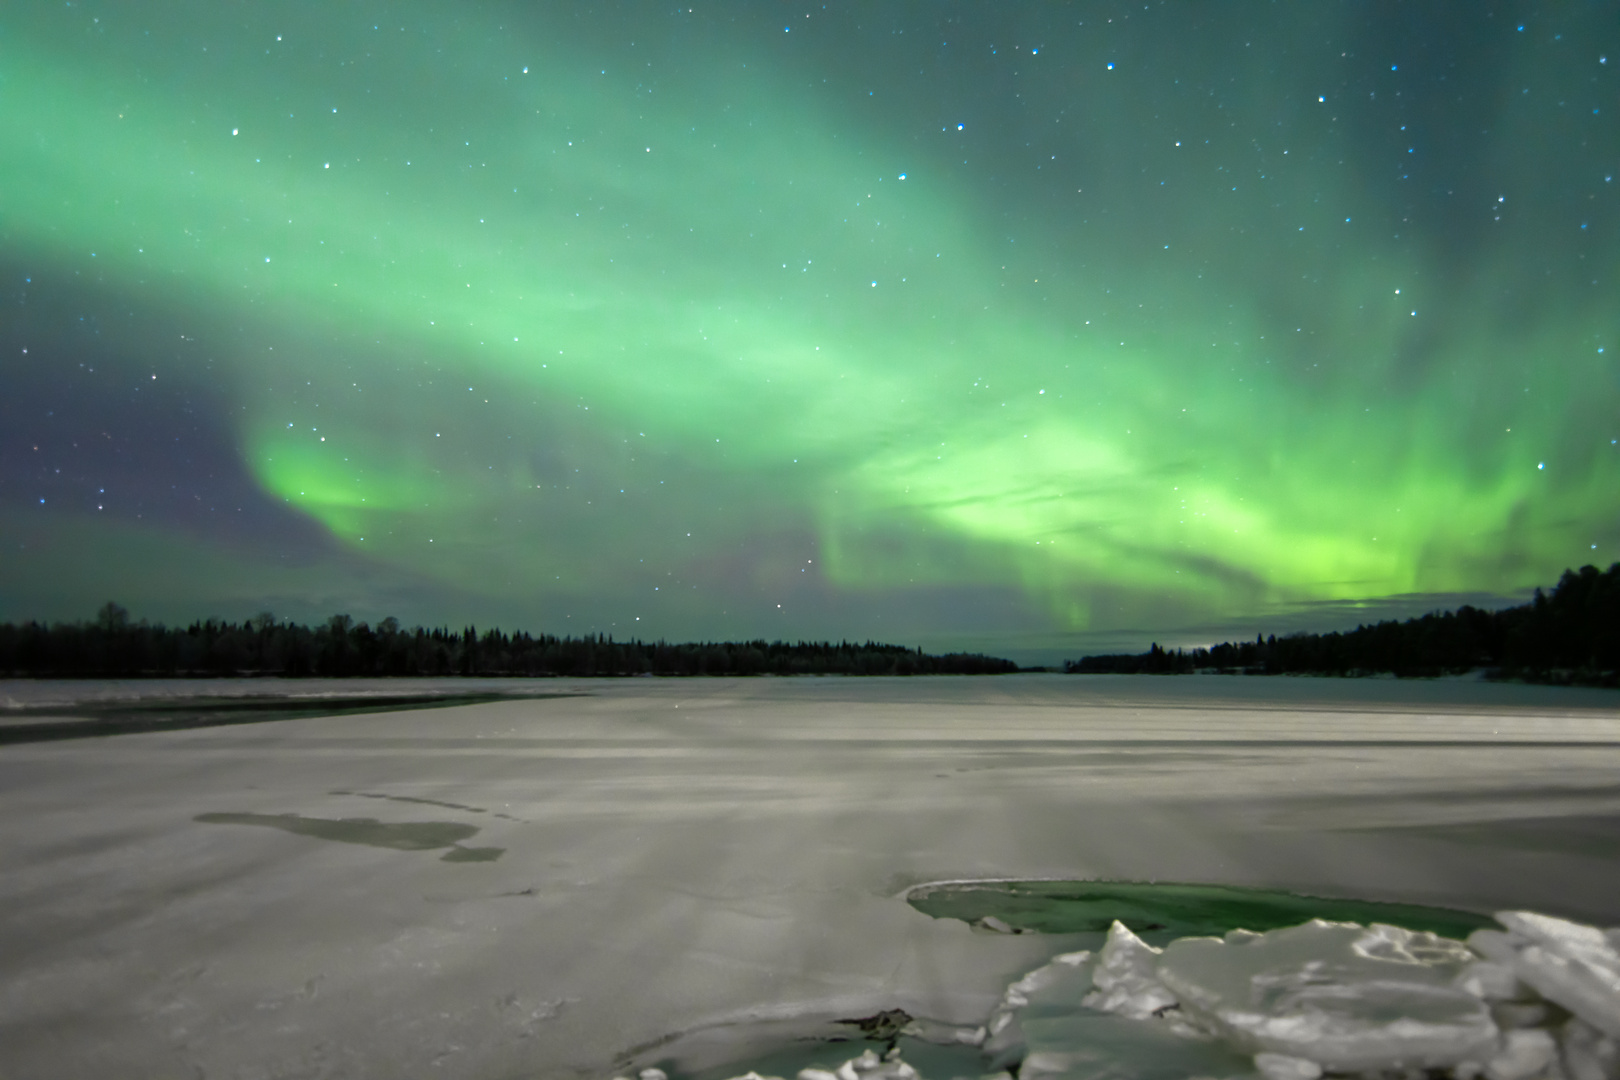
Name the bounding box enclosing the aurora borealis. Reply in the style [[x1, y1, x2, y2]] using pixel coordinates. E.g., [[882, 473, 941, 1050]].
[[3, 2, 1616, 659]]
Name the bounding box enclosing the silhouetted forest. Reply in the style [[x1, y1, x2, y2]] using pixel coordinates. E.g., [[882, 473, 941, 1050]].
[[1067, 563, 1620, 686], [0, 607, 1018, 678]]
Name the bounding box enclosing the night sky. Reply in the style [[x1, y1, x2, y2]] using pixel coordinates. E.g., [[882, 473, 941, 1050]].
[[3, 2, 1616, 661]]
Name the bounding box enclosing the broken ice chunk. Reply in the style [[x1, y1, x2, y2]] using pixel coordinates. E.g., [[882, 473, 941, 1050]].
[[1470, 928, 1535, 966], [984, 948, 1095, 1064], [899, 1017, 985, 1046], [1500, 912, 1614, 955], [1560, 1016, 1620, 1080], [1081, 920, 1179, 1020], [980, 947, 1095, 1064], [1493, 911, 1620, 1040], [1457, 961, 1529, 1002], [816, 1048, 919, 1080], [842, 1049, 879, 1074], [1492, 1001, 1561, 1030], [1004, 949, 1092, 1007], [1155, 919, 1499, 1070], [1353, 922, 1478, 966], [1482, 1028, 1558, 1080], [1253, 1051, 1323, 1080]]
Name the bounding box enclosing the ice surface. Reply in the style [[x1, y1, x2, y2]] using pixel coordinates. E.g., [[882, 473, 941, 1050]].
[[10, 675, 1620, 1080], [1152, 920, 1498, 1070]]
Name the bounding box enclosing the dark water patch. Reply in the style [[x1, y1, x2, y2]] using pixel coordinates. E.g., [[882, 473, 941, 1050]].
[[331, 790, 527, 822], [195, 812, 482, 852], [0, 692, 577, 745], [835, 1008, 912, 1042], [439, 845, 505, 863], [906, 879, 1495, 940], [333, 790, 485, 813]]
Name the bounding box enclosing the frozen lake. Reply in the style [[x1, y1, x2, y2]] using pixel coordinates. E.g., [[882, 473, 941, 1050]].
[[3, 674, 1619, 1079]]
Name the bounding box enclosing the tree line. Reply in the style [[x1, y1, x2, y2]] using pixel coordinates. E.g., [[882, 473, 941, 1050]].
[[1066, 563, 1620, 686], [0, 607, 1018, 678]]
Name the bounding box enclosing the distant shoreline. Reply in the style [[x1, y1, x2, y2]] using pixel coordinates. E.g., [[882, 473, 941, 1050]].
[[0, 612, 1019, 679], [1067, 563, 1619, 688]]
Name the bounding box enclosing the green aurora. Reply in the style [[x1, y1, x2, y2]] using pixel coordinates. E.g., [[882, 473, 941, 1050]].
[[2, 2, 1616, 658]]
